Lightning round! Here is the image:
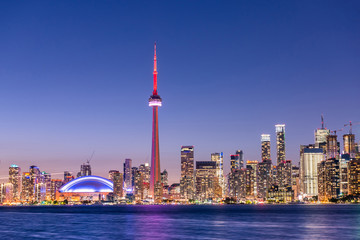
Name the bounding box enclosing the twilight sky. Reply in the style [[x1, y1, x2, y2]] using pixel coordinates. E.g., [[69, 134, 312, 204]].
[[0, 1, 359, 184]]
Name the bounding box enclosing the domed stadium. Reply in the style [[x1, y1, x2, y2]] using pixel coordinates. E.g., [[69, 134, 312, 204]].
[[59, 176, 113, 193], [57, 176, 114, 202]]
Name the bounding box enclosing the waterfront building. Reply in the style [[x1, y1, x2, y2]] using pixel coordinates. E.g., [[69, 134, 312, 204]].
[[134, 169, 145, 201], [339, 154, 350, 196], [267, 185, 293, 203], [245, 161, 258, 198], [300, 145, 324, 196], [9, 165, 21, 202], [348, 158, 360, 195], [109, 171, 124, 199], [29, 165, 41, 202], [148, 43, 162, 202], [318, 158, 340, 202], [275, 124, 286, 165], [261, 134, 271, 162], [0, 183, 13, 204], [257, 160, 272, 200], [292, 165, 300, 200], [41, 171, 52, 201], [228, 169, 246, 200], [180, 146, 195, 200], [123, 159, 132, 190], [195, 161, 219, 202], [211, 152, 224, 197], [57, 176, 113, 202], [277, 160, 292, 189], [21, 172, 32, 202], [169, 183, 181, 200], [50, 179, 63, 201]]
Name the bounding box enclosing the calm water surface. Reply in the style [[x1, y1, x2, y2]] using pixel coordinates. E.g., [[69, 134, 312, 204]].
[[0, 205, 359, 239]]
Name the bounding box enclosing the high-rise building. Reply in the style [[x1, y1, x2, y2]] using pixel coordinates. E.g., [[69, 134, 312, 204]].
[[131, 167, 138, 191], [149, 43, 162, 202], [236, 150, 244, 169], [275, 124, 285, 165], [161, 169, 168, 186], [195, 161, 220, 202], [343, 134, 355, 158], [139, 163, 150, 184], [29, 165, 41, 202], [277, 160, 292, 189], [21, 172, 32, 202], [9, 165, 21, 202], [340, 154, 350, 196], [318, 158, 340, 202], [261, 134, 271, 162], [228, 169, 246, 200], [300, 145, 324, 196], [50, 179, 63, 201], [292, 164, 300, 200], [180, 146, 195, 200], [41, 171, 51, 201], [64, 171, 74, 183], [230, 155, 239, 171], [211, 152, 224, 197], [123, 158, 132, 190], [348, 159, 360, 195], [245, 161, 258, 198], [78, 162, 92, 177], [109, 170, 123, 199], [315, 116, 330, 148], [326, 135, 340, 160], [0, 183, 13, 204], [257, 160, 272, 199]]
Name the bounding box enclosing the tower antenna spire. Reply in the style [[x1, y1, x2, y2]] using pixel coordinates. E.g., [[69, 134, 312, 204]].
[[153, 42, 158, 95], [321, 114, 324, 129]]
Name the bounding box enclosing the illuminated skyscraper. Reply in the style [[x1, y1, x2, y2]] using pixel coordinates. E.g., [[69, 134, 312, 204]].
[[230, 154, 240, 171], [195, 161, 219, 201], [257, 160, 272, 199], [261, 134, 271, 162], [161, 169, 168, 186], [211, 152, 224, 196], [236, 150, 244, 169], [343, 134, 355, 158], [348, 159, 360, 195], [275, 124, 285, 165], [245, 161, 258, 198], [300, 145, 323, 196], [149, 43, 162, 201], [277, 160, 292, 188], [9, 165, 21, 202], [29, 165, 41, 202], [326, 135, 340, 160], [139, 163, 150, 183], [180, 146, 194, 200], [21, 172, 32, 202], [109, 170, 123, 199], [50, 179, 63, 201], [123, 159, 132, 190]]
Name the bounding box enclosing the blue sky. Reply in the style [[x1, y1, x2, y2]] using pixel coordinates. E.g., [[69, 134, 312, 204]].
[[0, 1, 359, 183]]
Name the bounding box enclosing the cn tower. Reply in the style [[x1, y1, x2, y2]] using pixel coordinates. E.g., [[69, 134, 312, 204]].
[[149, 43, 162, 200]]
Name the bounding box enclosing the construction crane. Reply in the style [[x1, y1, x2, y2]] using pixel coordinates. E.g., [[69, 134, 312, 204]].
[[344, 121, 360, 135], [330, 128, 343, 135], [86, 151, 95, 165]]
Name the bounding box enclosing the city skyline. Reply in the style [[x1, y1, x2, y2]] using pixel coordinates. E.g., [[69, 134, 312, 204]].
[[0, 1, 359, 184]]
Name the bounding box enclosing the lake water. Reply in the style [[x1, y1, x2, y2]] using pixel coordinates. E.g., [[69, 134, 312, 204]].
[[0, 205, 359, 239]]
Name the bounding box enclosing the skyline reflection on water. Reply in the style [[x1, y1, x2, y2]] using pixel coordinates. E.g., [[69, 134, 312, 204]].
[[0, 205, 359, 239]]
